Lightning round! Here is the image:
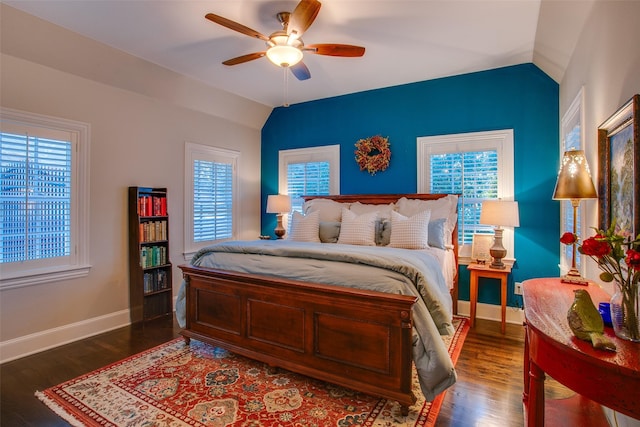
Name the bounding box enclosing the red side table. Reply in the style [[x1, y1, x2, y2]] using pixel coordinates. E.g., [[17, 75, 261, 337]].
[[522, 278, 640, 426]]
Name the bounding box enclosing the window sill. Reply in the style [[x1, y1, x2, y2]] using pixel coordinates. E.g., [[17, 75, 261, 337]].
[[0, 264, 92, 290]]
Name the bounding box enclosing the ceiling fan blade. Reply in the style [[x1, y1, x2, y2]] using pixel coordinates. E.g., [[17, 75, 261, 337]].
[[290, 62, 311, 80], [205, 13, 269, 41], [222, 52, 266, 66], [305, 44, 365, 57], [287, 0, 321, 38]]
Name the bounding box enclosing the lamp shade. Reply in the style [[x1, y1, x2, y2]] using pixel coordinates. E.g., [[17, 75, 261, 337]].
[[552, 150, 597, 200], [266, 194, 291, 213], [479, 200, 520, 227]]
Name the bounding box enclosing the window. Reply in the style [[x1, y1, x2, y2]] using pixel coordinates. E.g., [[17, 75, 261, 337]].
[[278, 145, 340, 219], [184, 142, 238, 259], [560, 88, 585, 275], [1, 108, 90, 289], [417, 129, 515, 258]]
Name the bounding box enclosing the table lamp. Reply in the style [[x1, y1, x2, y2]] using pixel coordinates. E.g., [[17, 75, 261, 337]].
[[552, 149, 597, 284], [479, 200, 520, 269], [266, 194, 291, 239]]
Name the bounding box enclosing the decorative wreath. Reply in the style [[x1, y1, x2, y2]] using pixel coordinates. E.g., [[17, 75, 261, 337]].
[[354, 135, 391, 175]]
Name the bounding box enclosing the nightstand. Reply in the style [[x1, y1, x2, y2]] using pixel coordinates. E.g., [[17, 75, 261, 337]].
[[467, 263, 512, 333]]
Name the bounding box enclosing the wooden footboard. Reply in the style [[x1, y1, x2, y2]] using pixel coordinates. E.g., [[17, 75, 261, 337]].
[[179, 264, 418, 410]]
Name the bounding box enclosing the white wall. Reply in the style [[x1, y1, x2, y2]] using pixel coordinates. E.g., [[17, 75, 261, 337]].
[[560, 0, 640, 294], [560, 2, 640, 426], [0, 5, 271, 362]]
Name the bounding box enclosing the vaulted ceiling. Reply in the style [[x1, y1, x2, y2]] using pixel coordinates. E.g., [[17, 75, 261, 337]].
[[4, 0, 591, 107]]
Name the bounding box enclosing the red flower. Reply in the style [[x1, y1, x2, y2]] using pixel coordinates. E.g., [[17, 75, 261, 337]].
[[626, 249, 640, 270], [580, 234, 612, 258], [560, 232, 577, 245]]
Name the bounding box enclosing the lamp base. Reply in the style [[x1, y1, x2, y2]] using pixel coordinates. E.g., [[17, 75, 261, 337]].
[[489, 259, 507, 270], [274, 213, 286, 239], [560, 269, 589, 286], [489, 228, 507, 270]]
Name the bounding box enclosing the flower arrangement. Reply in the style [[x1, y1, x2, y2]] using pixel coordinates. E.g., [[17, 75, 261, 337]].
[[354, 135, 391, 175], [563, 223, 640, 341]]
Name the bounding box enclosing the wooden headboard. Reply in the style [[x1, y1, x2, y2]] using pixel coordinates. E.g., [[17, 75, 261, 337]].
[[302, 193, 459, 312]]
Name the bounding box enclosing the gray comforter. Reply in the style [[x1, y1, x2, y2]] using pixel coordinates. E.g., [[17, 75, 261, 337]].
[[176, 240, 456, 401]]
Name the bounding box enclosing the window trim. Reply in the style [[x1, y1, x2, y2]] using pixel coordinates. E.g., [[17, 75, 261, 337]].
[[417, 129, 515, 262], [1, 107, 91, 290], [278, 145, 340, 230], [183, 142, 239, 260]]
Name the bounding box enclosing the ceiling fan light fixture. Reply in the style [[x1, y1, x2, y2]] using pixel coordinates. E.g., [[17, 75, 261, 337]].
[[266, 45, 303, 67], [266, 33, 303, 67]]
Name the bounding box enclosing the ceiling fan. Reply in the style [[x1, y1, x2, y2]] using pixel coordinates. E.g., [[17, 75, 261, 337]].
[[205, 0, 365, 81]]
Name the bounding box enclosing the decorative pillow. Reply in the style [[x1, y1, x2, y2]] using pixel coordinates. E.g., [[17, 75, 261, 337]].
[[288, 210, 321, 242], [389, 210, 431, 249], [376, 219, 391, 246], [396, 196, 450, 218], [337, 208, 377, 246], [302, 199, 347, 222], [349, 202, 396, 220], [427, 218, 447, 249], [319, 221, 341, 243], [396, 195, 458, 244]]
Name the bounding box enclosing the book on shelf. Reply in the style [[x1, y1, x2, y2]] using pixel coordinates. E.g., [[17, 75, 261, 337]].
[[137, 195, 168, 217], [143, 269, 170, 294], [139, 220, 167, 242], [139, 245, 168, 268]]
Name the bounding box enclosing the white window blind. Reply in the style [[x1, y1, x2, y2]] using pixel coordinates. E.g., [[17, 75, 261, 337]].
[[1, 132, 72, 263], [184, 143, 238, 258], [430, 150, 498, 245], [287, 161, 331, 213], [193, 159, 233, 242]]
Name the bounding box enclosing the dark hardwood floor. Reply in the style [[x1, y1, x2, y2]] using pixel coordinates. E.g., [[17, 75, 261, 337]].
[[1, 315, 180, 426], [1, 315, 545, 426]]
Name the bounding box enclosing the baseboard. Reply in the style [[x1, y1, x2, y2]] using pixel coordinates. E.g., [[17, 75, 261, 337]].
[[0, 309, 130, 364], [457, 300, 524, 325]]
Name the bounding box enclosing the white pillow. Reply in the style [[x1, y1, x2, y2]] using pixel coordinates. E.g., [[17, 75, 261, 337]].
[[396, 195, 458, 244], [337, 208, 377, 246], [288, 210, 321, 242], [349, 202, 396, 220], [389, 210, 431, 249], [396, 196, 451, 219], [302, 198, 347, 222]]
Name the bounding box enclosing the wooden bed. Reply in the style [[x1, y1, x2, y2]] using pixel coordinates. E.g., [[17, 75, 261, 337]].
[[179, 194, 459, 414]]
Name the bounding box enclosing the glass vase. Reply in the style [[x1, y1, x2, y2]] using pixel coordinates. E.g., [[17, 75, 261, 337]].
[[610, 282, 640, 342]]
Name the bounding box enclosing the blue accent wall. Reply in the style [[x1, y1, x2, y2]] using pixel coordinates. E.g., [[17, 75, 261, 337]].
[[261, 63, 560, 307]]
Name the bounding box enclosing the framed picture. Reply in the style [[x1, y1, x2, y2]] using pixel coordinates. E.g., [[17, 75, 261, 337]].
[[471, 233, 494, 262], [597, 94, 639, 238]]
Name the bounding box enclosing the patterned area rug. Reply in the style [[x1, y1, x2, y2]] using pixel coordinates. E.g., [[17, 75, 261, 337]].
[[36, 317, 469, 426]]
